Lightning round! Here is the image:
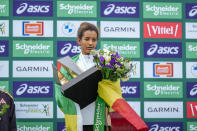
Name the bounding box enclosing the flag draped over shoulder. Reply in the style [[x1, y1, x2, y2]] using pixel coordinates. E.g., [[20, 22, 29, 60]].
[[97, 79, 148, 131], [55, 55, 82, 131]]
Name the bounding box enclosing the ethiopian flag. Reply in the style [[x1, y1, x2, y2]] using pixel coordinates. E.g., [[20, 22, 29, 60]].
[[97, 79, 148, 131]]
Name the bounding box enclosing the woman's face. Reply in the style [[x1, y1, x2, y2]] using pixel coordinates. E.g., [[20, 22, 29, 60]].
[[77, 30, 98, 55]]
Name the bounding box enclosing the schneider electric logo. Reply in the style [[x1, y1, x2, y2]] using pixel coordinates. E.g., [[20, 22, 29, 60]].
[[13, 40, 53, 57], [144, 42, 182, 58], [101, 41, 140, 58], [13, 81, 53, 98], [186, 42, 197, 58], [144, 82, 183, 98], [17, 122, 53, 131], [101, 1, 139, 18], [143, 2, 182, 19], [0, 0, 8, 16], [57, 1, 96, 17]]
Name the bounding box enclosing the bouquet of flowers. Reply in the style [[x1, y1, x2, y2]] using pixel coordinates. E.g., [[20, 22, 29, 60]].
[[90, 49, 132, 81]]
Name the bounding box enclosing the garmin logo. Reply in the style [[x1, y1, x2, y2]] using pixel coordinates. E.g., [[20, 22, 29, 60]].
[[59, 4, 94, 15], [60, 43, 81, 55], [13, 61, 53, 78], [146, 84, 180, 96], [16, 66, 48, 72], [144, 102, 183, 118], [148, 107, 179, 113], [104, 4, 136, 15], [149, 124, 181, 131], [16, 84, 49, 95], [104, 26, 135, 32]]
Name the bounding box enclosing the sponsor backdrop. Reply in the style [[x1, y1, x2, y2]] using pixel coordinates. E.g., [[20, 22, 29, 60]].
[[0, 0, 197, 130]]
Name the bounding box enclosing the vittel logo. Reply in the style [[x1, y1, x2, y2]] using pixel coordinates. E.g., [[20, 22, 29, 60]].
[[148, 24, 177, 36], [16, 3, 50, 14], [147, 44, 179, 55], [144, 22, 182, 39], [104, 4, 136, 15], [16, 83, 49, 95], [60, 43, 81, 55], [149, 124, 181, 131]]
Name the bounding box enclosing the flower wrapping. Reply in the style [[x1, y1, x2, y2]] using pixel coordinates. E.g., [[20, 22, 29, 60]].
[[92, 49, 148, 131]]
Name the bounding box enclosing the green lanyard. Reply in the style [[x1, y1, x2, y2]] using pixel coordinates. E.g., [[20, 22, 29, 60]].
[[93, 96, 105, 131]]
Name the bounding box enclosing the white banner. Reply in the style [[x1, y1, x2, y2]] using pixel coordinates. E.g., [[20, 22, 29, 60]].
[[13, 61, 53, 78], [15, 101, 53, 118], [144, 101, 183, 118], [100, 21, 140, 38]]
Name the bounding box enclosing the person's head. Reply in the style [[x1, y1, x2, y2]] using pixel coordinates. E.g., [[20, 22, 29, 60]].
[[77, 22, 99, 55]]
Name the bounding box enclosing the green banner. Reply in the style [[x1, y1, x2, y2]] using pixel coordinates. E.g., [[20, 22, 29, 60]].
[[186, 42, 197, 58], [187, 122, 197, 131], [57, 1, 97, 17], [143, 2, 182, 19], [17, 122, 53, 131], [13, 40, 53, 57], [100, 41, 140, 58], [0, 0, 9, 16], [144, 81, 183, 98], [0, 81, 8, 92]]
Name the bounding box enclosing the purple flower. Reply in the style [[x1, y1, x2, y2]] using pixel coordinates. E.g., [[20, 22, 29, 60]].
[[99, 63, 104, 67], [99, 56, 105, 62], [116, 52, 121, 59], [93, 54, 98, 58], [116, 62, 122, 67], [110, 58, 116, 64], [106, 65, 114, 68]]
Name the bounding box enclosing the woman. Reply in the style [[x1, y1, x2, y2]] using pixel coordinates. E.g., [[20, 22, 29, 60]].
[[55, 22, 110, 131]]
